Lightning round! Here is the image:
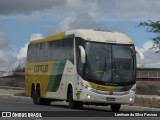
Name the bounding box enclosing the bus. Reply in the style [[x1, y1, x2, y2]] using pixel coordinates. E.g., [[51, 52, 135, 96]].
[[25, 29, 143, 112]]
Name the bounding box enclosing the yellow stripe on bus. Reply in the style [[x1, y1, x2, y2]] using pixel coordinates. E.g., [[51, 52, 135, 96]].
[[25, 61, 54, 97], [88, 82, 132, 92], [88, 82, 113, 91], [30, 32, 65, 44]]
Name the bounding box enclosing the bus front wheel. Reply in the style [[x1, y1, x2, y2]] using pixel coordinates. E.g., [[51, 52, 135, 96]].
[[68, 88, 76, 108], [68, 88, 83, 109], [35, 86, 50, 105], [110, 104, 121, 112]]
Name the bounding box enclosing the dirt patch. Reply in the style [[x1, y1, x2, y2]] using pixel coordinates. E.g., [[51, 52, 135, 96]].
[[134, 95, 160, 108], [0, 77, 24, 87], [136, 81, 160, 95]]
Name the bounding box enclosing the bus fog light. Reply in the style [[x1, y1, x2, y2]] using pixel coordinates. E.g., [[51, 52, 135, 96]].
[[87, 94, 91, 99], [129, 97, 133, 102]]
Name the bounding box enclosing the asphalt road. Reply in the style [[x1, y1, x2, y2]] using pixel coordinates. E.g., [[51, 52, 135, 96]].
[[0, 95, 159, 120]]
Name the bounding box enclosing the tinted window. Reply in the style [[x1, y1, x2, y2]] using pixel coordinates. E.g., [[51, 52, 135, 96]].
[[27, 37, 74, 63]]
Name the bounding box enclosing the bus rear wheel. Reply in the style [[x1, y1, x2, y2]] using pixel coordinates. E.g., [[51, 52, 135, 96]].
[[110, 104, 121, 112], [35, 86, 51, 105], [36, 86, 43, 105], [31, 86, 37, 104]]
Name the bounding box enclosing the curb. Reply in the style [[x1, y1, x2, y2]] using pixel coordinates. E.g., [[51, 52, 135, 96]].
[[0, 93, 31, 100], [123, 105, 160, 111], [134, 95, 160, 108]]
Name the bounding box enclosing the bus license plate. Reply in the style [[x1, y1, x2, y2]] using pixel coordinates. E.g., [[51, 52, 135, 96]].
[[106, 97, 115, 101]]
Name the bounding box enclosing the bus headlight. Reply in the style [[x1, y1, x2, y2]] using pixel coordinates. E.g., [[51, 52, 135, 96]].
[[87, 86, 92, 91], [84, 85, 93, 91]]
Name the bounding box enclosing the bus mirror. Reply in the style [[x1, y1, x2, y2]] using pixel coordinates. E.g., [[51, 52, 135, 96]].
[[79, 46, 86, 63], [135, 47, 144, 67]]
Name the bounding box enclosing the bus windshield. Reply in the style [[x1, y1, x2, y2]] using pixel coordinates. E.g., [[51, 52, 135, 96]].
[[85, 42, 136, 86]]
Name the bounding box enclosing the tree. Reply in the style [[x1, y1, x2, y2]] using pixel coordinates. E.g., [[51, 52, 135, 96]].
[[139, 20, 160, 52], [12, 63, 25, 73]]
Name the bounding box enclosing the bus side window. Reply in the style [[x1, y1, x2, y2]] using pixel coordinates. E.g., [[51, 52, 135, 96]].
[[27, 44, 31, 61]]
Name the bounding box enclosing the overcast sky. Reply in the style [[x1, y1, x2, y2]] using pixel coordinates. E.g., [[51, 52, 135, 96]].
[[0, 0, 160, 71]]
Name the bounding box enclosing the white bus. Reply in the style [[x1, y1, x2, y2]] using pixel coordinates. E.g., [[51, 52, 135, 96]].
[[25, 29, 141, 112]]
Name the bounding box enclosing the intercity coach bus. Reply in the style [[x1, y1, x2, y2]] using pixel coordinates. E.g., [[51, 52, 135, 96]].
[[25, 29, 143, 112]]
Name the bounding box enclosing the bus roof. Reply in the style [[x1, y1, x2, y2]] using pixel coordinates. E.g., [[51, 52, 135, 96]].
[[29, 29, 133, 44]]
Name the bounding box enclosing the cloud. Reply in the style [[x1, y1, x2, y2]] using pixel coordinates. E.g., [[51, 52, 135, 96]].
[[53, 17, 75, 33], [0, 24, 9, 49], [0, 46, 20, 71], [0, 32, 8, 49], [51, 1, 104, 34], [99, 0, 160, 20], [1, 33, 44, 71], [16, 43, 29, 60], [0, 26, 13, 71], [137, 40, 160, 68], [0, 49, 17, 71], [0, 25, 24, 72], [139, 40, 154, 52], [0, 0, 160, 20], [0, 0, 160, 71], [0, 0, 64, 15], [17, 33, 44, 60]]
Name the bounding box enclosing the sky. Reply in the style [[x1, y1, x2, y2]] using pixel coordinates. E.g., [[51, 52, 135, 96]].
[[0, 0, 160, 71]]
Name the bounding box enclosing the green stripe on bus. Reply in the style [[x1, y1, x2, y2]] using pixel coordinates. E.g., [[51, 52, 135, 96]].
[[47, 61, 66, 92]]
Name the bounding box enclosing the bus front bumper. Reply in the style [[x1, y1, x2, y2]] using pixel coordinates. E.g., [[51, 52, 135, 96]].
[[82, 88, 135, 105]]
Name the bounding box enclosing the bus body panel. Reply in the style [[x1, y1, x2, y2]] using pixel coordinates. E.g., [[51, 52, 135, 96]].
[[25, 29, 136, 107], [82, 88, 135, 104], [25, 60, 81, 100]]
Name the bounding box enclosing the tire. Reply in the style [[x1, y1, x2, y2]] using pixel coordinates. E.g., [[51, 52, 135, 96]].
[[36, 86, 51, 105], [36, 86, 43, 105], [76, 102, 83, 108], [110, 104, 121, 112], [43, 99, 51, 105], [31, 86, 37, 105], [68, 88, 76, 108], [68, 88, 83, 109]]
